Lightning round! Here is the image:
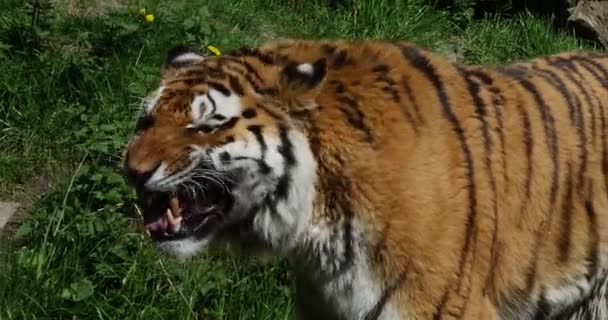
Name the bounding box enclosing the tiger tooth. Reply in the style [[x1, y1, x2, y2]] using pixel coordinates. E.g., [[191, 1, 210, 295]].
[[172, 217, 182, 233], [170, 196, 181, 218], [165, 209, 182, 233], [166, 209, 177, 224]]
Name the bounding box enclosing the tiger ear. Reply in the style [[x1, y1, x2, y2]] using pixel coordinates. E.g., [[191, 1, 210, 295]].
[[279, 58, 327, 102], [162, 45, 207, 72]]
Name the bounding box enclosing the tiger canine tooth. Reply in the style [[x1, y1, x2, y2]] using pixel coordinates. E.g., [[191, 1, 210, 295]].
[[166, 209, 182, 233], [170, 196, 181, 218]]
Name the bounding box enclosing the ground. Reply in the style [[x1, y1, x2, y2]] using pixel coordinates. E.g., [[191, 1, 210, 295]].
[[0, 0, 599, 319]]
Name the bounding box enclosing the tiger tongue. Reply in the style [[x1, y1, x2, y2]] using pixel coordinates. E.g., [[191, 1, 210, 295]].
[[145, 209, 182, 234], [145, 214, 168, 233]]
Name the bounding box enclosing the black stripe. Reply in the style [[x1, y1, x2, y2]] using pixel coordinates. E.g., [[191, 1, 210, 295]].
[[206, 66, 228, 79], [401, 75, 424, 124], [319, 152, 356, 275], [364, 271, 408, 320], [500, 68, 560, 207], [459, 68, 492, 179], [599, 94, 608, 200], [400, 44, 477, 319], [548, 57, 594, 188], [372, 225, 389, 264], [584, 198, 599, 281], [525, 229, 543, 293], [342, 205, 355, 273], [572, 58, 608, 198], [274, 125, 296, 201], [489, 87, 507, 190], [135, 115, 154, 131], [223, 58, 267, 92], [460, 67, 500, 296], [530, 63, 588, 192], [321, 44, 337, 56], [234, 156, 271, 174], [573, 56, 608, 86], [330, 49, 353, 68], [263, 197, 283, 223], [229, 75, 245, 96], [467, 68, 493, 85], [501, 68, 561, 297], [229, 47, 287, 65], [306, 109, 322, 157], [217, 117, 239, 131], [516, 102, 533, 225], [372, 64, 389, 73], [238, 59, 266, 85], [337, 94, 374, 143], [242, 108, 257, 119], [277, 125, 296, 166], [210, 114, 227, 121], [207, 93, 217, 114], [321, 171, 356, 275], [530, 63, 577, 125], [534, 289, 552, 319], [433, 293, 449, 320], [392, 76, 419, 135], [558, 162, 574, 262], [256, 103, 284, 120], [247, 125, 267, 152], [208, 82, 231, 96], [222, 61, 265, 93], [273, 175, 290, 202], [337, 153, 355, 274], [219, 151, 231, 165], [374, 67, 402, 103]]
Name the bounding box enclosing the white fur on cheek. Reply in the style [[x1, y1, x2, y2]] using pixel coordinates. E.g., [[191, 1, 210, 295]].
[[206, 126, 317, 252], [189, 90, 243, 127], [252, 129, 317, 250], [190, 95, 206, 122], [208, 89, 242, 118]]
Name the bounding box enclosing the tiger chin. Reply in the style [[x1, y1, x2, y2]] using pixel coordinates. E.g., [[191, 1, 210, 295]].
[[123, 39, 608, 319]]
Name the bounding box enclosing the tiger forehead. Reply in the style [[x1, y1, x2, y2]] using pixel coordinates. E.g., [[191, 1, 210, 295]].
[[162, 58, 249, 84]]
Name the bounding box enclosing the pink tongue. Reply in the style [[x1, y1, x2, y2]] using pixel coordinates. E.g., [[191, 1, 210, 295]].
[[145, 215, 168, 233]]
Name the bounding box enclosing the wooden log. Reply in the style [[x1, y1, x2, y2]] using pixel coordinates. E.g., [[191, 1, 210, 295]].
[[568, 0, 608, 49]]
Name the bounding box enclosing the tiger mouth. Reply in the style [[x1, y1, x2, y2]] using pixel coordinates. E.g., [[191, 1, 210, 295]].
[[137, 182, 234, 242]]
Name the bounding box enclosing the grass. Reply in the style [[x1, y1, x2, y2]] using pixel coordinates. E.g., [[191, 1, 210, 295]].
[[0, 0, 598, 319]]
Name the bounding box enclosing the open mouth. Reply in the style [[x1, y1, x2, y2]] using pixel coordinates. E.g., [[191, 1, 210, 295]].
[[137, 182, 234, 242]]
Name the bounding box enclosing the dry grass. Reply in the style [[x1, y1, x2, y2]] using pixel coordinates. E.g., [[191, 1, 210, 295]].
[[51, 0, 126, 17]]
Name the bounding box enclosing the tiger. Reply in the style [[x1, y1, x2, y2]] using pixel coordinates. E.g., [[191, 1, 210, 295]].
[[122, 38, 608, 319]]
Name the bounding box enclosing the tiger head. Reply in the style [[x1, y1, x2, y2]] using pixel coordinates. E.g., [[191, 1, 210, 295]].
[[123, 45, 325, 258]]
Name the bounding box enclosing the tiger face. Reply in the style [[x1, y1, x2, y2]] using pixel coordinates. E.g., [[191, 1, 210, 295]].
[[123, 46, 323, 258]]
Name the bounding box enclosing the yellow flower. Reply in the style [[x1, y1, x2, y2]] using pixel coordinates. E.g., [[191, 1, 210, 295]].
[[139, 8, 146, 15], [145, 14, 155, 23], [207, 45, 221, 56]]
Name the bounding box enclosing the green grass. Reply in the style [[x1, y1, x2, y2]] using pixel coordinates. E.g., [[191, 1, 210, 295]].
[[0, 0, 598, 319]]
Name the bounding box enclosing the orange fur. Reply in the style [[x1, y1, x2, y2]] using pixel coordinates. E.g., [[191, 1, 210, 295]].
[[125, 39, 608, 319]]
